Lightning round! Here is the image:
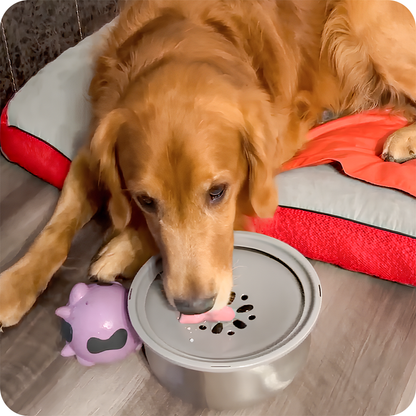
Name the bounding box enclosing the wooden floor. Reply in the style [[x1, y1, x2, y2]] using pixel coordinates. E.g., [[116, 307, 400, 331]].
[[1, 156, 415, 416]]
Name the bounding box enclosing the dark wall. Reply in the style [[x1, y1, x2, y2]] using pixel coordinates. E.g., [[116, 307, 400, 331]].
[[0, 0, 120, 111]]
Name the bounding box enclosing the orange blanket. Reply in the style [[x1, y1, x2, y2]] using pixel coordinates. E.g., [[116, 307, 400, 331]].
[[282, 111, 416, 198]]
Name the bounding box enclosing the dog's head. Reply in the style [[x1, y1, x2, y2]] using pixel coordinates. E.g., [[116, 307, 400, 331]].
[[90, 62, 279, 314]]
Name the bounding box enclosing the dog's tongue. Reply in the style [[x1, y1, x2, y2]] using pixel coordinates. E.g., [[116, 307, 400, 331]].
[[179, 306, 235, 324]]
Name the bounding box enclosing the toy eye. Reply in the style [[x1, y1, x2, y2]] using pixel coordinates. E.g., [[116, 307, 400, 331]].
[[136, 195, 157, 213], [209, 184, 226, 203]]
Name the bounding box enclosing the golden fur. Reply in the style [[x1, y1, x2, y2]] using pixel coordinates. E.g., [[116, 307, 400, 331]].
[[1, 0, 415, 324]]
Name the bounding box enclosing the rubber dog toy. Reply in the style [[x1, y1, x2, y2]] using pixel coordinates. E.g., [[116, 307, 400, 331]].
[[56, 282, 142, 366]]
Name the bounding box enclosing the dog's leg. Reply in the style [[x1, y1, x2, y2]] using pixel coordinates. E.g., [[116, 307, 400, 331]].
[[89, 212, 158, 282], [373, 1, 416, 163], [0, 148, 102, 328], [382, 124, 416, 163], [326, 0, 416, 162]]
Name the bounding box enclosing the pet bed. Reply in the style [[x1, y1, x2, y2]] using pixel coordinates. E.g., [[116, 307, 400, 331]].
[[1, 20, 414, 286]]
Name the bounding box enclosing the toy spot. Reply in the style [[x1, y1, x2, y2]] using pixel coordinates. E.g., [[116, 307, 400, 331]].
[[87, 328, 128, 354], [61, 320, 73, 343]]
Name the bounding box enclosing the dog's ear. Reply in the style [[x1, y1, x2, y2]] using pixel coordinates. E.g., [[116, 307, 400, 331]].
[[90, 109, 133, 230], [241, 96, 279, 218]]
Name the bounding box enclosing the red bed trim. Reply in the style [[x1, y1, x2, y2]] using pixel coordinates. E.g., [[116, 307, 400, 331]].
[[0, 103, 70, 190], [254, 208, 416, 286]]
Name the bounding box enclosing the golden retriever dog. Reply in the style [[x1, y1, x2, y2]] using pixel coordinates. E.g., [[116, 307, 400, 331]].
[[0, 0, 415, 326]]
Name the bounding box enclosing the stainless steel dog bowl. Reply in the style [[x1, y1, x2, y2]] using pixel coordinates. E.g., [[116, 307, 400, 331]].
[[128, 231, 322, 410]]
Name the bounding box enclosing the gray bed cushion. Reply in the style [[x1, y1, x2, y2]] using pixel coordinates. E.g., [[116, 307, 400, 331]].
[[277, 164, 416, 238]]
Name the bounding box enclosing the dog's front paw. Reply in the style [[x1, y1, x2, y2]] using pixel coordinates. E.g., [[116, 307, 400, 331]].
[[382, 124, 416, 163], [89, 248, 123, 283], [0, 267, 39, 328], [89, 234, 139, 282]]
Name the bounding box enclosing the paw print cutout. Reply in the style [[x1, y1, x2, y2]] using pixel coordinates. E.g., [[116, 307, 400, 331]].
[[197, 291, 256, 336]]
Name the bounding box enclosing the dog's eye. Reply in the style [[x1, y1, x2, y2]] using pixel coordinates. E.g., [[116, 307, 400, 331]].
[[136, 195, 157, 213], [209, 184, 226, 202]]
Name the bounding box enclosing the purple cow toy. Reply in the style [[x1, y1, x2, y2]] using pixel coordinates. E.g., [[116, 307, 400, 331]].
[[56, 282, 142, 366]]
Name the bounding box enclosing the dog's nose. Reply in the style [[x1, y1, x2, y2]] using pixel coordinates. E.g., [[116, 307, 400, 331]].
[[174, 296, 216, 315]]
